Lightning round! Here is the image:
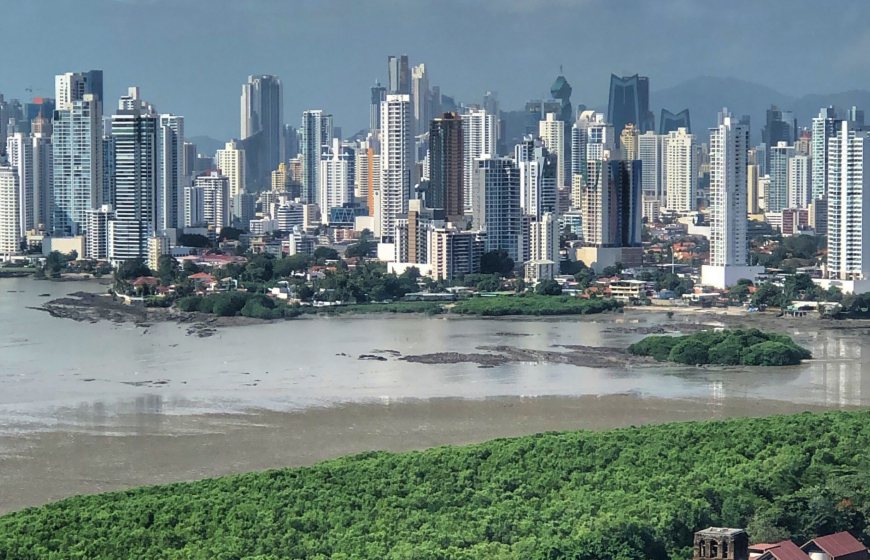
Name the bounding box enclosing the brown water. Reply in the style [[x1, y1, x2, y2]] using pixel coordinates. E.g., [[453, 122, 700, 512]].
[[0, 277, 868, 513]]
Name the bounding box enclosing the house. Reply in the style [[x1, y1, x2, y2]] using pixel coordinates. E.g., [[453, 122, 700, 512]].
[[801, 531, 868, 560], [752, 540, 810, 560]]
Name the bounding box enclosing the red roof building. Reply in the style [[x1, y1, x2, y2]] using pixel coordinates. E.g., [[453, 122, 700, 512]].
[[801, 532, 868, 560], [755, 540, 811, 560]]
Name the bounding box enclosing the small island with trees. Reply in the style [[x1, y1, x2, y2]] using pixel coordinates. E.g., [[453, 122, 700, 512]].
[[628, 328, 812, 366]]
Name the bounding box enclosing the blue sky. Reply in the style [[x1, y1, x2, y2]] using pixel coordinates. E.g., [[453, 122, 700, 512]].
[[2, 0, 867, 140]]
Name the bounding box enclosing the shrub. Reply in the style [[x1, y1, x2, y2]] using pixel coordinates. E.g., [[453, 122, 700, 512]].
[[741, 341, 806, 366], [668, 338, 710, 365], [627, 336, 679, 362]]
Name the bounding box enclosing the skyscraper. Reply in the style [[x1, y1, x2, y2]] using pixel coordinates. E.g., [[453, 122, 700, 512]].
[[638, 131, 665, 206], [157, 114, 184, 231], [378, 94, 412, 240], [811, 106, 839, 200], [620, 123, 639, 161], [515, 136, 558, 219], [539, 113, 566, 189], [571, 111, 615, 184], [428, 112, 464, 221], [216, 140, 246, 201], [319, 138, 355, 223], [387, 55, 410, 95], [52, 93, 102, 236], [54, 70, 103, 112], [109, 88, 158, 261], [185, 171, 229, 233], [6, 133, 33, 236], [31, 128, 52, 229], [471, 156, 522, 264], [826, 120, 870, 288], [240, 75, 284, 189], [0, 166, 20, 254], [370, 81, 386, 131], [767, 141, 794, 212], [702, 109, 760, 288], [607, 74, 654, 144], [762, 105, 797, 170], [659, 109, 691, 134], [664, 128, 696, 212], [301, 110, 333, 204], [461, 108, 498, 212], [411, 64, 431, 136], [581, 157, 642, 249], [788, 154, 811, 209]]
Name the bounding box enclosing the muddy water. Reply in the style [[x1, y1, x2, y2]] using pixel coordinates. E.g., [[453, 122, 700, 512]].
[[1, 276, 868, 513]]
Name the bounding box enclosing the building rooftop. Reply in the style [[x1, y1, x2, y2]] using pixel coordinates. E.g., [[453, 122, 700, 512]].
[[698, 527, 747, 537], [802, 531, 868, 557]]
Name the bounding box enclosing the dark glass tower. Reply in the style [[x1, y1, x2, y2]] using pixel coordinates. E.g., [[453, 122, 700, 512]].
[[387, 55, 410, 95], [241, 74, 284, 190], [659, 108, 691, 134], [607, 74, 655, 145], [428, 113, 464, 222]]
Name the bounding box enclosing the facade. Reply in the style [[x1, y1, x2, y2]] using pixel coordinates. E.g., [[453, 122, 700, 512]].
[[539, 112, 566, 189], [54, 70, 103, 112], [788, 154, 811, 209], [767, 142, 794, 212], [157, 114, 184, 232], [301, 109, 334, 204], [147, 235, 169, 271], [387, 54, 410, 95], [319, 139, 355, 223], [109, 90, 158, 261], [572, 111, 615, 186], [811, 106, 839, 200], [582, 157, 642, 248], [0, 166, 20, 254], [692, 527, 748, 560], [427, 112, 464, 221], [620, 123, 638, 161], [516, 136, 558, 219], [411, 63, 430, 136], [826, 121, 870, 282], [378, 94, 412, 240], [664, 127, 696, 212], [6, 133, 34, 236], [240, 75, 283, 189], [185, 172, 229, 234], [31, 132, 52, 229], [660, 108, 691, 134], [528, 211, 559, 264], [472, 156, 523, 264], [85, 204, 113, 259], [429, 227, 486, 281], [370, 81, 386, 131], [606, 74, 654, 143], [639, 131, 665, 207], [216, 140, 246, 201], [51, 94, 102, 236], [461, 108, 497, 211]]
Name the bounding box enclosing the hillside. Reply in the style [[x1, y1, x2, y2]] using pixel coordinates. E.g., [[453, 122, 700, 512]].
[[1, 411, 868, 559]]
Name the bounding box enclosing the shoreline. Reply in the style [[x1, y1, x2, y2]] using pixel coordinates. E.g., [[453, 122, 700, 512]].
[[0, 393, 856, 515]]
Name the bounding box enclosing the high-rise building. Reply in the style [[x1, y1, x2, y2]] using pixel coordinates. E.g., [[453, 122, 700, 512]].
[[185, 171, 229, 234], [240, 75, 284, 189], [461, 108, 497, 211], [638, 131, 665, 205], [428, 112, 464, 221], [471, 156, 522, 264], [6, 133, 33, 236], [660, 109, 691, 134], [31, 131, 52, 229], [301, 109, 333, 204], [515, 136, 558, 219], [370, 81, 386, 131], [826, 121, 870, 286], [811, 106, 839, 200], [767, 142, 794, 213], [157, 114, 184, 231], [216, 140, 246, 201], [529, 211, 559, 263], [620, 123, 639, 161], [378, 94, 412, 240], [788, 154, 811, 209], [319, 138, 355, 223], [539, 113, 566, 189], [109, 88, 158, 262], [762, 105, 797, 169], [606, 74, 654, 144], [581, 156, 642, 248], [664, 127, 696, 212], [0, 166, 20, 254], [702, 109, 760, 288], [411, 64, 431, 136], [85, 204, 113, 259], [429, 227, 486, 281], [51, 93, 102, 236], [54, 70, 103, 112], [747, 163, 760, 215], [571, 111, 614, 183], [387, 55, 410, 95]]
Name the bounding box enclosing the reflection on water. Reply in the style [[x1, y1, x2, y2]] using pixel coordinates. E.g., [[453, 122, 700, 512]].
[[2, 277, 870, 438]]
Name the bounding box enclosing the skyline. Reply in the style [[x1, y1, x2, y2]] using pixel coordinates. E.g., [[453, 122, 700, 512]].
[[5, 0, 870, 139]]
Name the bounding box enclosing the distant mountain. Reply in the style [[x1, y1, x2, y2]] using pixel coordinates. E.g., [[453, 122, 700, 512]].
[[187, 135, 225, 157], [651, 77, 870, 142]]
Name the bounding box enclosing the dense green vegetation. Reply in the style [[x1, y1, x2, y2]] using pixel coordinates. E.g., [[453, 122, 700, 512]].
[[175, 292, 302, 319], [628, 329, 812, 366], [451, 294, 621, 316], [1, 411, 869, 559]]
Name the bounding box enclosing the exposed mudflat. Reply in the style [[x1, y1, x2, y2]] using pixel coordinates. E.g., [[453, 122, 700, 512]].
[[401, 344, 656, 369]]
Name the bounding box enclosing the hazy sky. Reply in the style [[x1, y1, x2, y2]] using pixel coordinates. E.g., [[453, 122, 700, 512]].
[[3, 0, 868, 140]]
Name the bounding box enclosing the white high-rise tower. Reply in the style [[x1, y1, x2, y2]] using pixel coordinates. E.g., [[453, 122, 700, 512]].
[[6, 133, 34, 237], [663, 128, 696, 212], [702, 109, 762, 288], [539, 113, 566, 190], [461, 108, 497, 212], [157, 114, 184, 231], [378, 94, 412, 240]]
